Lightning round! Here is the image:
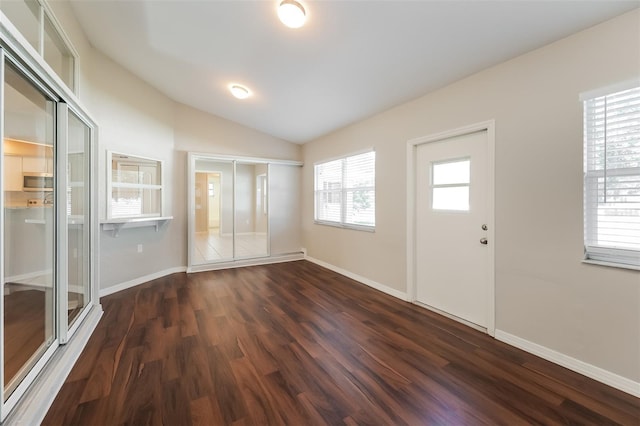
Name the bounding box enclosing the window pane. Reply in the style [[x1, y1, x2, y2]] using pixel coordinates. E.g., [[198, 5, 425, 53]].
[[314, 151, 375, 228], [433, 159, 470, 185], [345, 151, 375, 188], [345, 189, 375, 226], [316, 191, 341, 222], [432, 186, 469, 211], [315, 159, 342, 190], [67, 111, 90, 328], [44, 14, 75, 89], [111, 188, 161, 217], [3, 60, 56, 399], [0, 0, 40, 52], [113, 164, 139, 184]]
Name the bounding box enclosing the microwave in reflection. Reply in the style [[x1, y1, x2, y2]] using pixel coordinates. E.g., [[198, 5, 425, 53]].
[[23, 172, 53, 192]]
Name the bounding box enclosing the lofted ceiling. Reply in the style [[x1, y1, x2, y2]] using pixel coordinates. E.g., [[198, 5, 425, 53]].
[[69, 1, 639, 144]]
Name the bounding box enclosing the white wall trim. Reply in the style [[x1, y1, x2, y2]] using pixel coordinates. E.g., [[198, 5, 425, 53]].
[[495, 330, 640, 398], [187, 252, 305, 273], [101, 254, 308, 297], [305, 255, 409, 301], [406, 120, 496, 337], [99, 266, 187, 297], [3, 305, 103, 426]]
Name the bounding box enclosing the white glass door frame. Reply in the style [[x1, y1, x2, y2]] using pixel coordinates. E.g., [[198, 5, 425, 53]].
[[0, 47, 61, 420], [62, 105, 95, 341], [56, 103, 95, 344], [0, 50, 97, 422]]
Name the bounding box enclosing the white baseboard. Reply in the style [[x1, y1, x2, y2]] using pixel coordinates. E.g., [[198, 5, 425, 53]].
[[99, 266, 187, 297], [305, 255, 409, 301], [101, 254, 308, 297], [187, 252, 305, 273], [495, 330, 640, 398], [4, 270, 52, 285]]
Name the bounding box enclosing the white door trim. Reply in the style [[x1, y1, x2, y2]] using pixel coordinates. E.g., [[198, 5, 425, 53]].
[[406, 120, 496, 336]]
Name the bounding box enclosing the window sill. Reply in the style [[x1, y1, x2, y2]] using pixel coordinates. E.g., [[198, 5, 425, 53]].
[[314, 220, 375, 233], [582, 259, 640, 272], [101, 216, 173, 237]]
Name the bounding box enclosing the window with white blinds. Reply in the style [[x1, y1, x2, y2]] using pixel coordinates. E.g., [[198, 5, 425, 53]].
[[583, 84, 640, 268], [314, 150, 375, 230]]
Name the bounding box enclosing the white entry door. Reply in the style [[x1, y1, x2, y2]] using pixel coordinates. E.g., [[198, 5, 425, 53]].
[[415, 130, 490, 329]]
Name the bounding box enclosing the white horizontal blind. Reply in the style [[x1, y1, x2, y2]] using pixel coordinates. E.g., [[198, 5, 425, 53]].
[[583, 86, 640, 267], [315, 151, 375, 229]]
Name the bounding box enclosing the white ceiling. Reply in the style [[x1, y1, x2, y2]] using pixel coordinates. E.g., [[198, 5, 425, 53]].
[[69, 1, 639, 144]]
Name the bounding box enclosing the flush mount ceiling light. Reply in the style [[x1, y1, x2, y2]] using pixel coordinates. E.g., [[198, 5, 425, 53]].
[[229, 84, 251, 99], [278, 0, 306, 29]]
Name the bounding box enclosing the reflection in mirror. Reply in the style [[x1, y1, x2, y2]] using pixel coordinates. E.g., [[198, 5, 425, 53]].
[[235, 162, 268, 259], [193, 159, 234, 264], [191, 158, 270, 265]]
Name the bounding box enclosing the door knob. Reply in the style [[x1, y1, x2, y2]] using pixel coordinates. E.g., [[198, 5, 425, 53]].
[[480, 238, 488, 245]]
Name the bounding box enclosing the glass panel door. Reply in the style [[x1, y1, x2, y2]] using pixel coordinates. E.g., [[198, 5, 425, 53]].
[[235, 162, 268, 259], [66, 111, 89, 328], [2, 59, 56, 399]]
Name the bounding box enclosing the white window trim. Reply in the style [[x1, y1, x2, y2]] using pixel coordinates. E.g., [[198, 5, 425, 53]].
[[0, 0, 79, 94], [314, 149, 376, 232], [40, 0, 80, 94], [106, 151, 164, 220]]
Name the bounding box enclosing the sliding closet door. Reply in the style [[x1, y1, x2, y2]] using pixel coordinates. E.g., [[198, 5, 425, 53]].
[[269, 164, 301, 256], [235, 161, 268, 259], [2, 58, 57, 400], [188, 154, 301, 271]]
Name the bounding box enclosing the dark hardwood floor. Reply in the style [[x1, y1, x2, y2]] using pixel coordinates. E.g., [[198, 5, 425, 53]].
[[43, 260, 639, 425]]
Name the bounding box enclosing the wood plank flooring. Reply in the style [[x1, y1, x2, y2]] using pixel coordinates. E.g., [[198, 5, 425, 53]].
[[43, 260, 639, 425]]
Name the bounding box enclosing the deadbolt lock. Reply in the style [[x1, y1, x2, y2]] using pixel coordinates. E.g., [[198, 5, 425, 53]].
[[482, 224, 488, 231]]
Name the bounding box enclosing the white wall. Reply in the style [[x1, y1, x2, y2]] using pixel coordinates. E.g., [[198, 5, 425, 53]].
[[302, 10, 640, 384]]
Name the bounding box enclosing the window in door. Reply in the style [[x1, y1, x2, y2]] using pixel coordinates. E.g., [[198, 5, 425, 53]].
[[431, 158, 471, 211]]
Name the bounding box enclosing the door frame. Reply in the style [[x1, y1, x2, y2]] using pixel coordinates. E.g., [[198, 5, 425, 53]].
[[406, 120, 496, 336]]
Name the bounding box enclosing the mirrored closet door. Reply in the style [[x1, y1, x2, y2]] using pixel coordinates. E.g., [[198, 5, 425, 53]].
[[188, 153, 303, 272], [189, 156, 270, 267], [235, 161, 268, 259]]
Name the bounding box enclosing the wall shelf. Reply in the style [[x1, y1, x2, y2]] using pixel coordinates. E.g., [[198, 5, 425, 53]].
[[100, 216, 173, 237]]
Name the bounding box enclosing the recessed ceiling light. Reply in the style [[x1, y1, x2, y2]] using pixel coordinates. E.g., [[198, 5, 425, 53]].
[[278, 0, 306, 29], [229, 84, 251, 99]]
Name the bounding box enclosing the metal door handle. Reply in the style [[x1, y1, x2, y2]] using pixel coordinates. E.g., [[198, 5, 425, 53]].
[[480, 238, 488, 245]]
